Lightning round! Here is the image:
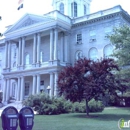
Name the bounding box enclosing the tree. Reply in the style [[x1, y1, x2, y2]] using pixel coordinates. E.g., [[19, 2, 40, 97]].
[[108, 25, 130, 66], [58, 58, 127, 116], [108, 25, 130, 87]]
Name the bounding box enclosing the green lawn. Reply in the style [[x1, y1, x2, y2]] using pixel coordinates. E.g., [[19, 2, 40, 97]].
[[1, 108, 130, 130]]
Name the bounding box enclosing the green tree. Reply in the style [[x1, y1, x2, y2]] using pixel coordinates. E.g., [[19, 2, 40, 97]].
[[108, 25, 130, 87], [57, 58, 127, 116], [109, 25, 130, 66]]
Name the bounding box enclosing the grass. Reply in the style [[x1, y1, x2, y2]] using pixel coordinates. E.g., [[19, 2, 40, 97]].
[[1, 107, 130, 130]]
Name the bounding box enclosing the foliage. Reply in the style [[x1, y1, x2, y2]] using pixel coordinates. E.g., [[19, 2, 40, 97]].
[[23, 93, 104, 115], [58, 58, 128, 116], [0, 91, 3, 103], [23, 93, 73, 115], [108, 25, 130, 91], [72, 99, 104, 113], [108, 25, 130, 66], [88, 99, 104, 112]]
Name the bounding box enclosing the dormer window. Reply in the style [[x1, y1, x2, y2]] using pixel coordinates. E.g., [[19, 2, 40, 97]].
[[60, 3, 64, 14], [71, 2, 77, 17]]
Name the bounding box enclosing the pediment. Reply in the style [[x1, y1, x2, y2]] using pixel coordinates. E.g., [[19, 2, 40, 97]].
[[5, 13, 53, 34], [16, 18, 38, 30]]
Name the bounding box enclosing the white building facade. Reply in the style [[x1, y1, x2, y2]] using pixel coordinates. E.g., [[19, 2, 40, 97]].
[[0, 0, 130, 103]]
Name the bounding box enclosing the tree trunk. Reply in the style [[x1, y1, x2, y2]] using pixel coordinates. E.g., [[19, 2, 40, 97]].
[[86, 99, 89, 116]]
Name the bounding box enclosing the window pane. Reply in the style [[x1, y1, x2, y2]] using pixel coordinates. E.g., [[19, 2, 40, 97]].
[[104, 45, 113, 58], [89, 48, 98, 61], [25, 83, 29, 96], [25, 54, 30, 64], [77, 34, 82, 42], [60, 3, 64, 14], [71, 2, 77, 17], [84, 5, 86, 15]]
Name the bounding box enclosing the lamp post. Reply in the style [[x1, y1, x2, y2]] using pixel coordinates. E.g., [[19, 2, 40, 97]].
[[47, 86, 51, 96]]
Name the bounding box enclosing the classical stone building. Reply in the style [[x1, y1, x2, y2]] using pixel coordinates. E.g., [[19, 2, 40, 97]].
[[0, 0, 130, 103]]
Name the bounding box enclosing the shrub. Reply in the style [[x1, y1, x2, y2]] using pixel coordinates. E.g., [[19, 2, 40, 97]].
[[23, 93, 72, 115], [23, 93, 104, 115], [88, 99, 104, 112]]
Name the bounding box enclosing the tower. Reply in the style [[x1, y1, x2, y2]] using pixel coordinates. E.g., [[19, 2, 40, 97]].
[[52, 0, 92, 18]]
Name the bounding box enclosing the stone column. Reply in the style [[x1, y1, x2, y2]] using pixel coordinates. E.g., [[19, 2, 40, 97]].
[[21, 37, 25, 67], [37, 33, 41, 65], [32, 75, 36, 95], [8, 41, 11, 69], [5, 42, 8, 68], [64, 33, 69, 62], [16, 77, 21, 101], [50, 29, 53, 61], [54, 72, 58, 96], [60, 32, 64, 62], [33, 34, 37, 65], [18, 38, 22, 66], [36, 74, 40, 94], [54, 29, 58, 60], [6, 79, 10, 101], [3, 79, 7, 102], [50, 73, 54, 97], [20, 76, 24, 101]]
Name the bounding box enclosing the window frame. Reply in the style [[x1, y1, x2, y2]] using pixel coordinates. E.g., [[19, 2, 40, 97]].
[[71, 2, 77, 17], [59, 3, 64, 14]]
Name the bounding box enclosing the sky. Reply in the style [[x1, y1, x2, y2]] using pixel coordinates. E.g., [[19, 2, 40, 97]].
[[0, 0, 130, 33]]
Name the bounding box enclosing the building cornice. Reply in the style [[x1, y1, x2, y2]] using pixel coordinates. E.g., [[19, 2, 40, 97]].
[[72, 5, 130, 27]]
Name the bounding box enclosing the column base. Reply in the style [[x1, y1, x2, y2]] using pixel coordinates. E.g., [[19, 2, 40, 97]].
[[32, 63, 36, 68], [36, 63, 41, 67], [17, 65, 24, 70], [3, 68, 10, 72], [49, 60, 60, 66]]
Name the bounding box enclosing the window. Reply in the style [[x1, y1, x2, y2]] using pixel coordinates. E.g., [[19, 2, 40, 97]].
[[71, 2, 77, 17], [76, 51, 83, 60], [40, 51, 44, 62], [25, 53, 30, 65], [13, 62, 16, 68], [12, 83, 16, 97], [104, 26, 112, 38], [89, 30, 96, 42], [104, 44, 113, 58], [76, 34, 82, 44], [25, 82, 29, 96], [14, 48, 17, 58], [89, 48, 98, 61], [60, 3, 64, 14], [84, 5, 86, 15]]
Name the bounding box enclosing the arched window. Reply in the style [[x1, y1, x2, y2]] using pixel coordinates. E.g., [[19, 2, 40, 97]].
[[25, 53, 30, 65], [84, 5, 86, 15], [75, 51, 83, 60], [60, 3, 64, 14], [71, 2, 77, 17], [40, 51, 44, 62], [104, 44, 113, 58], [89, 48, 98, 61]]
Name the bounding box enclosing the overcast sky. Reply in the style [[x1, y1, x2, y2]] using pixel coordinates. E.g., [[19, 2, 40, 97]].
[[0, 0, 130, 33]]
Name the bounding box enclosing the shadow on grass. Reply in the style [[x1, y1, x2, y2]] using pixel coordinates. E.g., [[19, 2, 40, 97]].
[[69, 113, 130, 121]]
